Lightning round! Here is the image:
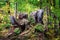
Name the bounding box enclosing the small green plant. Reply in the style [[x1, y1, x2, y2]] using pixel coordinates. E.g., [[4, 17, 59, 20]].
[[35, 24, 44, 32], [48, 25, 54, 29], [28, 16, 35, 24], [14, 28, 21, 35], [5, 23, 11, 29], [0, 23, 11, 30]]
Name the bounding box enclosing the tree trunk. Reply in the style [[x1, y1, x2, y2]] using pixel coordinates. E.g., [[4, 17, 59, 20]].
[[59, 0, 60, 8], [14, 2, 17, 18], [53, 0, 55, 7], [6, 0, 10, 14], [40, 0, 42, 9], [50, 0, 55, 7], [46, 0, 48, 3]]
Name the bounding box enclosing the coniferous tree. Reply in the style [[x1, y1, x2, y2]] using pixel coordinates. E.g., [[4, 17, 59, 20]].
[[59, 0, 60, 8]]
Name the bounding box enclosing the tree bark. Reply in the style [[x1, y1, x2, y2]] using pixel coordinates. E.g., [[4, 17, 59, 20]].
[[53, 0, 55, 7], [59, 0, 60, 8], [14, 2, 17, 18], [50, 0, 55, 7], [6, 0, 10, 14], [40, 0, 42, 9]]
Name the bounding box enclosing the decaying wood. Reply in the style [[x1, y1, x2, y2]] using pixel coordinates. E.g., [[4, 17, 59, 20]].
[[18, 24, 36, 37]]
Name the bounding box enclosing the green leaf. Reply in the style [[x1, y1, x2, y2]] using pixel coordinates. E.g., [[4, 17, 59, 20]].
[[35, 24, 44, 32], [14, 28, 21, 35]]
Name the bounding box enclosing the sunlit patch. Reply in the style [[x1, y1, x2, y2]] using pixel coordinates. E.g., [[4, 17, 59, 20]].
[[0, 14, 1, 15], [9, 15, 10, 16], [1, 16, 3, 19], [4, 22, 6, 24], [38, 0, 40, 1], [2, 21, 3, 23], [51, 6, 53, 10]]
